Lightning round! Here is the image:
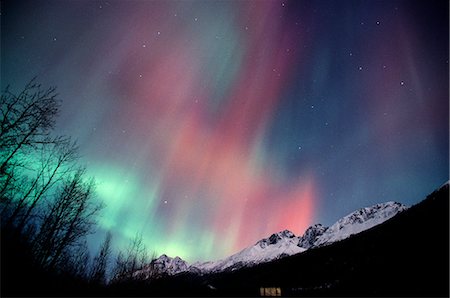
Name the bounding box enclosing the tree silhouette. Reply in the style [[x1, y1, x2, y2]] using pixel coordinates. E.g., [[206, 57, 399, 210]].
[[111, 233, 150, 283], [1, 80, 105, 288], [1, 80, 163, 295], [0, 79, 59, 185], [33, 167, 103, 270], [4, 139, 79, 233], [90, 231, 113, 285]]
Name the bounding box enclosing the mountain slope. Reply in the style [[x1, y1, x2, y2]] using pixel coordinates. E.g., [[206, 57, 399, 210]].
[[313, 201, 407, 247], [202, 182, 449, 296], [193, 230, 305, 273], [133, 254, 189, 279], [191, 200, 407, 273], [110, 182, 448, 297], [297, 224, 327, 249], [135, 200, 408, 277]]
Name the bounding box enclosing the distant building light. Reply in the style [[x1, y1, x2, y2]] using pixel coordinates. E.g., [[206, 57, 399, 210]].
[[260, 287, 281, 296]]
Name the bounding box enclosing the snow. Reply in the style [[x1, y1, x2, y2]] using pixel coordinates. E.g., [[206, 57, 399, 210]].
[[313, 201, 408, 247], [192, 201, 408, 273], [133, 254, 189, 279], [298, 224, 327, 249], [131, 200, 408, 278], [192, 230, 306, 273]]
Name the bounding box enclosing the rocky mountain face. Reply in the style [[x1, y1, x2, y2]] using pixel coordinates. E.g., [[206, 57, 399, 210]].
[[297, 224, 328, 249], [133, 254, 189, 279], [192, 230, 306, 274], [133, 200, 408, 278], [313, 201, 408, 247]]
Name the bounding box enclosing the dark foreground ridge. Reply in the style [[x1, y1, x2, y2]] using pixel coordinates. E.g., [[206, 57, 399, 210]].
[[2, 183, 449, 296], [201, 182, 449, 297]]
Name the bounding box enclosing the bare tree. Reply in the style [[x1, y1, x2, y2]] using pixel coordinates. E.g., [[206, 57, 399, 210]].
[[0, 161, 23, 219], [61, 239, 91, 279], [90, 231, 113, 285], [3, 139, 79, 233], [112, 251, 127, 282], [1, 79, 111, 292], [0, 80, 70, 231], [33, 167, 103, 270], [111, 233, 149, 282], [0, 79, 59, 179]]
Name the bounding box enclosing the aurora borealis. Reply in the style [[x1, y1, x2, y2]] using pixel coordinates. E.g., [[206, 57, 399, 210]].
[[1, 0, 448, 262]]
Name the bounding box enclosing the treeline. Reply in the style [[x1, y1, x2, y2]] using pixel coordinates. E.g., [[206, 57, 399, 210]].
[[0, 80, 154, 296]]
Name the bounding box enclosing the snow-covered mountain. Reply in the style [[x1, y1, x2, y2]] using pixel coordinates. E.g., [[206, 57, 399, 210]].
[[313, 201, 408, 247], [297, 224, 328, 249], [133, 254, 189, 279], [191, 201, 407, 273], [134, 200, 408, 278], [192, 230, 306, 273]]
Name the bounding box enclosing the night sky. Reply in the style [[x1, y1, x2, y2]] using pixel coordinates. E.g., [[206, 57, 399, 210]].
[[1, 0, 448, 262]]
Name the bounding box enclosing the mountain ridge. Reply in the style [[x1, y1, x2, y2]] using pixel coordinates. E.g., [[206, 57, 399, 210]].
[[135, 200, 408, 278]]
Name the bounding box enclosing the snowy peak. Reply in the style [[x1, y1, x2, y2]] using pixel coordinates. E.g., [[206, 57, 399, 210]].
[[192, 201, 407, 274], [153, 254, 189, 275], [256, 229, 296, 248], [332, 201, 406, 231], [194, 230, 305, 273], [298, 224, 327, 249], [134, 254, 189, 279], [313, 201, 407, 247], [132, 200, 409, 278]]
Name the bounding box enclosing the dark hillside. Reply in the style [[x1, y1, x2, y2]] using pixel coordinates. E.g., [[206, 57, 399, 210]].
[[1, 227, 93, 296], [203, 183, 449, 296], [99, 183, 449, 297], [2, 184, 448, 296]]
